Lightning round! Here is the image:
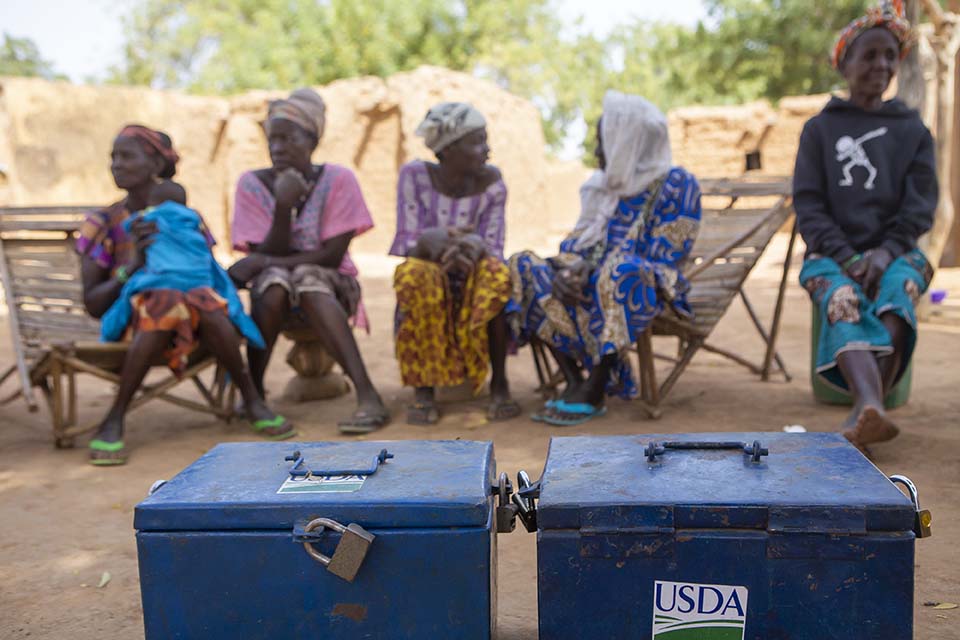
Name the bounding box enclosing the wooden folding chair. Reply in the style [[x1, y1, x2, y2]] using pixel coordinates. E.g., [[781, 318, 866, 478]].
[[0, 206, 233, 448], [530, 177, 797, 418]]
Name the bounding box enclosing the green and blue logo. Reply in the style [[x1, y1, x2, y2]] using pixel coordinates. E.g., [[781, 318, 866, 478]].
[[652, 580, 748, 639]]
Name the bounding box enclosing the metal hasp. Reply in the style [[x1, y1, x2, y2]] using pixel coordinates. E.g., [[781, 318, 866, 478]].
[[644, 440, 769, 463], [298, 517, 375, 582], [889, 474, 933, 538], [512, 471, 540, 533], [285, 448, 394, 478]]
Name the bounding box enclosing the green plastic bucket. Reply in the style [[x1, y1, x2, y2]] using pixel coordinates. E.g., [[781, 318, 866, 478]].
[[810, 306, 912, 409]]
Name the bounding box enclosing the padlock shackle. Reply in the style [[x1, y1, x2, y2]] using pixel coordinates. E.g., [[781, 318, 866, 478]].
[[302, 517, 347, 566], [888, 474, 921, 510]]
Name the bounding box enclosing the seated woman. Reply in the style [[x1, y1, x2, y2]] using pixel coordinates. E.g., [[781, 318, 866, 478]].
[[510, 91, 701, 426], [390, 102, 519, 425], [78, 125, 292, 466], [229, 88, 388, 433], [795, 0, 937, 454]]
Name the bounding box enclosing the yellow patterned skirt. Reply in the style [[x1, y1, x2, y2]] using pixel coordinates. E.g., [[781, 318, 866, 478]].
[[393, 257, 511, 393]]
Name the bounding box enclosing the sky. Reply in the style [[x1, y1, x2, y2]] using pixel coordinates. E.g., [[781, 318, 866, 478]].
[[3, 0, 708, 83]]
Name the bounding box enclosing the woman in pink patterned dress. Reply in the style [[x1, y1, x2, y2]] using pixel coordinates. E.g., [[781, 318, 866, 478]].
[[229, 88, 388, 433]]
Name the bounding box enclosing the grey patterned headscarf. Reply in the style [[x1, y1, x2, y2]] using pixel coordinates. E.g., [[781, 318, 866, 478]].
[[415, 102, 487, 153]]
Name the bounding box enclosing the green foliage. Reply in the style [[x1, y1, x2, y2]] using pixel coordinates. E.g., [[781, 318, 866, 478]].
[[0, 33, 65, 80], [108, 0, 607, 149], [109, 0, 928, 157]]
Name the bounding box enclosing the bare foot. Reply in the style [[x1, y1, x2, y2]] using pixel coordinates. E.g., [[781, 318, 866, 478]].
[[843, 406, 899, 452], [843, 432, 873, 458], [841, 406, 860, 431]]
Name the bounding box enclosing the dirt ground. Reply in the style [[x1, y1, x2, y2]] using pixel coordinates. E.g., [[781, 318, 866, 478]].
[[1, 234, 957, 639]]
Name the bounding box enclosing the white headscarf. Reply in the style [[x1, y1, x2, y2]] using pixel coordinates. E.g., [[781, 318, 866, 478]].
[[415, 102, 487, 153], [571, 91, 673, 251]]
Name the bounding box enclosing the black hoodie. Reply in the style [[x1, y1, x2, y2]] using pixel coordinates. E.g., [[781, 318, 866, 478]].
[[792, 96, 938, 263]]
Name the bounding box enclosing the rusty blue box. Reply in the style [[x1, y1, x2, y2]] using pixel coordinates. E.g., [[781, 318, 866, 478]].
[[534, 432, 919, 639], [135, 440, 497, 639]]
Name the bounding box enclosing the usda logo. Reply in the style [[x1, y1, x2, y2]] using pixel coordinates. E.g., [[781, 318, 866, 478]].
[[652, 580, 749, 639]]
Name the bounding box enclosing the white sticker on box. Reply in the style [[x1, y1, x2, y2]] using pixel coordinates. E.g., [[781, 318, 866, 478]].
[[652, 580, 748, 639], [277, 474, 366, 494]]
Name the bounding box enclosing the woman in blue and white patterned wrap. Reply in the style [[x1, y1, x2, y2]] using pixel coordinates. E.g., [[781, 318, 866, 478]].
[[509, 90, 702, 426]]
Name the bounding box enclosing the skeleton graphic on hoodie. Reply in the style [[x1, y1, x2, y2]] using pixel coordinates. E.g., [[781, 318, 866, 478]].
[[835, 126, 888, 190]]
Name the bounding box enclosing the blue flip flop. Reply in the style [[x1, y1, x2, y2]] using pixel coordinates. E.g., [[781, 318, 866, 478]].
[[541, 400, 607, 427]]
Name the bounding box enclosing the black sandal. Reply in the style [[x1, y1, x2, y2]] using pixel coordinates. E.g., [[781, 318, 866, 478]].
[[406, 401, 440, 426]]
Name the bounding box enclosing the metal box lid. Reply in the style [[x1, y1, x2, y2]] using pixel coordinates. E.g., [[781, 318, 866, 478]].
[[537, 433, 914, 533], [135, 440, 494, 531]]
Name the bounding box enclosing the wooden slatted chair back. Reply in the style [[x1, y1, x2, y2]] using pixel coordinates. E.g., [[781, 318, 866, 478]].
[[655, 179, 793, 338], [0, 206, 101, 364]]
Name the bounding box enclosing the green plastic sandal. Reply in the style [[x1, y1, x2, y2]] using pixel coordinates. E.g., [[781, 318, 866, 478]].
[[88, 439, 128, 466], [250, 415, 297, 441]]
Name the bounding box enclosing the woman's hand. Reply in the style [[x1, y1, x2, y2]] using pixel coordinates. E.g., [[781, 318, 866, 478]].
[[228, 254, 270, 287], [552, 259, 592, 306], [411, 228, 454, 263], [274, 167, 309, 208], [860, 248, 893, 300], [441, 231, 487, 275], [845, 255, 868, 285], [126, 217, 157, 275]]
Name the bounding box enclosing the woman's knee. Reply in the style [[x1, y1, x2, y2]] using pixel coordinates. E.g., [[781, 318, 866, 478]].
[[252, 284, 289, 318], [196, 308, 234, 332], [128, 329, 173, 360], [300, 290, 348, 319], [879, 311, 910, 343], [394, 259, 443, 288]]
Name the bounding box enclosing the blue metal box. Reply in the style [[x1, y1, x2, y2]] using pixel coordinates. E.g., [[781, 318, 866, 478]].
[[534, 432, 919, 640], [135, 440, 498, 639]]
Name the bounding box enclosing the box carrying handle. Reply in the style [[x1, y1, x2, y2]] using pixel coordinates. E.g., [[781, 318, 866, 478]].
[[644, 440, 769, 463], [285, 449, 393, 479]]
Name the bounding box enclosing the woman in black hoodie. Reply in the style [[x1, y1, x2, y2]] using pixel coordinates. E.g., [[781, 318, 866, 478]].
[[794, 0, 938, 455]]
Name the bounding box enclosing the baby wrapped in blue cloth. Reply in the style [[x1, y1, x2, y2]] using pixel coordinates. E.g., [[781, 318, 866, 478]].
[[100, 181, 264, 348]]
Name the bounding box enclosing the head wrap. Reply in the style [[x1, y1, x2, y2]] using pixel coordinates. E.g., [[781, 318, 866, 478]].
[[570, 91, 673, 251], [118, 124, 180, 177], [415, 102, 487, 153], [266, 88, 326, 139], [832, 0, 916, 70]]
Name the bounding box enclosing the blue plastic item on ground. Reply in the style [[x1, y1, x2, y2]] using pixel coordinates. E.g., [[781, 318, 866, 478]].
[[135, 440, 497, 639], [533, 432, 919, 640]]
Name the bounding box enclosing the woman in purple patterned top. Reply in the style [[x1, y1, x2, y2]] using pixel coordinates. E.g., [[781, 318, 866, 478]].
[[390, 102, 520, 425], [389, 160, 507, 258]]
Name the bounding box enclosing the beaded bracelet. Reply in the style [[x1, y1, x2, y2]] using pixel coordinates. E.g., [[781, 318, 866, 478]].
[[841, 253, 863, 270]]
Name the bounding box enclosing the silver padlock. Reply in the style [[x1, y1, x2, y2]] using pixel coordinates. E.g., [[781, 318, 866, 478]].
[[495, 472, 518, 533], [889, 475, 932, 539], [302, 517, 375, 582]]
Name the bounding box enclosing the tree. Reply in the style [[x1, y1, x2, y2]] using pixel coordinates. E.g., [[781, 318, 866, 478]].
[[0, 33, 65, 80], [110, 0, 947, 157], [618, 1, 867, 107], [108, 0, 607, 149]]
